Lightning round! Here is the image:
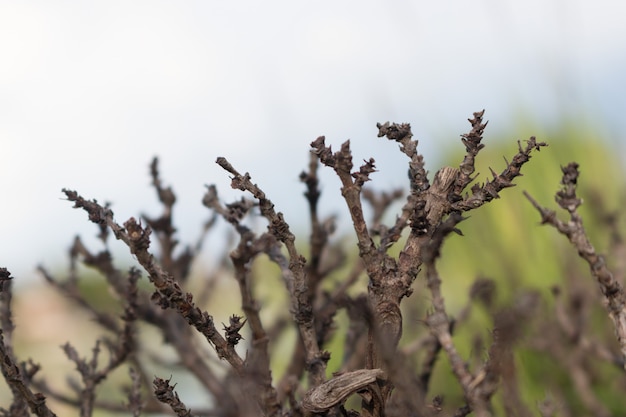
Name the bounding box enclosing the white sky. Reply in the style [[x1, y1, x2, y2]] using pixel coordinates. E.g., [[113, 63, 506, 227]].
[[1, 0, 625, 282]]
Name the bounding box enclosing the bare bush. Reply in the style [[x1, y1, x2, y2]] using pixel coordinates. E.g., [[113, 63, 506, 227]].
[[1, 111, 625, 416]]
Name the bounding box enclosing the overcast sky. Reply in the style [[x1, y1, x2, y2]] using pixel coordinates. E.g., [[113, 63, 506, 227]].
[[2, 0, 625, 283]]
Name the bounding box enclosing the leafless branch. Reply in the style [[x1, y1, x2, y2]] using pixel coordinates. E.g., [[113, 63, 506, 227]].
[[153, 377, 192, 417], [10, 111, 626, 417], [216, 156, 328, 387], [524, 162, 626, 368], [63, 188, 246, 374], [0, 269, 57, 417]]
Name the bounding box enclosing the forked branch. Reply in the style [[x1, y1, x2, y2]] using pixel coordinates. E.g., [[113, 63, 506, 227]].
[[525, 162, 626, 368]]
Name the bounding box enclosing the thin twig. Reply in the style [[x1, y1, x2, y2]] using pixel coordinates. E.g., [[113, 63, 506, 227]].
[[524, 162, 626, 368], [153, 377, 193, 417], [62, 189, 246, 373], [216, 157, 327, 387]]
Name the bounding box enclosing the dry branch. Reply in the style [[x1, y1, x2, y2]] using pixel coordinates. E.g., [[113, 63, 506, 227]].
[[153, 377, 192, 417], [0, 269, 57, 417], [215, 156, 328, 387], [7, 110, 625, 417], [309, 112, 546, 415], [63, 189, 246, 373], [525, 162, 626, 368]]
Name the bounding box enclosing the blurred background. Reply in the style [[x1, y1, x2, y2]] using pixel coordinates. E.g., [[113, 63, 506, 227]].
[[2, 0, 625, 282], [2, 1, 626, 415]]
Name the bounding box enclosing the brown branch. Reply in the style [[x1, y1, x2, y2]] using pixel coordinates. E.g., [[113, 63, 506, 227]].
[[311, 136, 402, 377], [66, 235, 155, 320], [524, 162, 626, 368], [143, 156, 194, 282], [0, 288, 57, 417], [376, 121, 430, 241], [153, 377, 193, 417], [300, 151, 339, 291], [216, 156, 327, 387], [37, 265, 121, 334], [422, 213, 475, 391], [0, 269, 15, 343], [30, 376, 189, 416], [146, 156, 176, 269], [55, 233, 229, 401], [451, 109, 487, 198], [228, 230, 281, 415], [453, 136, 547, 211], [62, 273, 137, 417], [62, 188, 245, 374], [62, 342, 100, 417], [202, 185, 270, 346], [300, 153, 324, 271], [301, 368, 386, 413], [1, 113, 565, 416], [311, 114, 546, 415], [362, 188, 405, 247], [376, 121, 429, 195], [424, 214, 540, 417], [311, 138, 384, 274], [125, 367, 143, 417], [486, 294, 538, 417], [0, 269, 57, 417], [543, 286, 615, 415], [551, 286, 624, 367], [205, 182, 293, 410], [232, 237, 282, 415], [415, 331, 445, 395]]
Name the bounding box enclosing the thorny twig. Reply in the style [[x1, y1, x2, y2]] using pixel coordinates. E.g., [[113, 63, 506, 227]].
[[46, 228, 228, 404], [11, 111, 623, 417], [153, 377, 192, 417], [62, 188, 246, 373], [143, 157, 194, 282], [312, 112, 545, 414], [57, 267, 138, 417], [216, 156, 328, 387], [0, 269, 57, 417], [525, 162, 626, 369]]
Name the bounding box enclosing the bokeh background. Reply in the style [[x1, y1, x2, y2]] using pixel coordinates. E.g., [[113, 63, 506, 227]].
[[2, 0, 625, 282], [2, 1, 626, 415]]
